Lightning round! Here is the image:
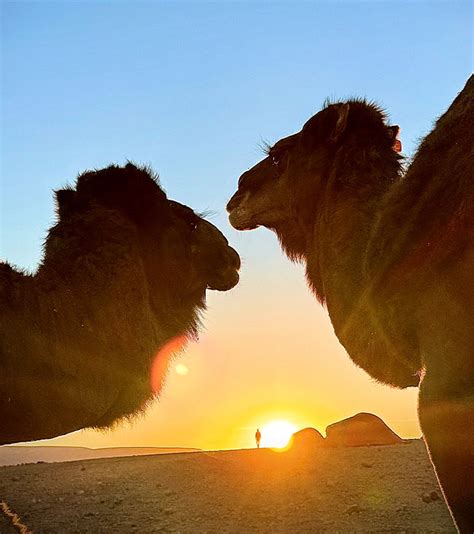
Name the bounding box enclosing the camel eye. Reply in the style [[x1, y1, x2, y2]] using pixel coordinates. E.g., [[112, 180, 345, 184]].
[[189, 221, 198, 231], [270, 148, 286, 168]]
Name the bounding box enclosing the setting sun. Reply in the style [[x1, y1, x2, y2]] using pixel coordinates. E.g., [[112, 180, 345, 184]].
[[260, 420, 297, 449]]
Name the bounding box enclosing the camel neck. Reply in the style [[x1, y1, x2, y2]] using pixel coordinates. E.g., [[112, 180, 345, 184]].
[[307, 153, 399, 322]]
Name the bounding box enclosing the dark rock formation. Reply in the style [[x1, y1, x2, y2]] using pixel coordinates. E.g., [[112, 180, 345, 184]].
[[325, 413, 403, 447], [289, 427, 326, 450]]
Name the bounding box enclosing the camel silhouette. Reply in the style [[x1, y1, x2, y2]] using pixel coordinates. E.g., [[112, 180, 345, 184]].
[[227, 76, 473, 532], [1, 163, 240, 445]]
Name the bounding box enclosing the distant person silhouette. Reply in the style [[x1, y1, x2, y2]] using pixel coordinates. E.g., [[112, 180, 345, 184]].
[[255, 428, 261, 448]]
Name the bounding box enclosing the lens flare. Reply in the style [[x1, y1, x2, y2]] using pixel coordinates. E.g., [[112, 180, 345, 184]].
[[150, 335, 187, 394], [175, 363, 189, 376]]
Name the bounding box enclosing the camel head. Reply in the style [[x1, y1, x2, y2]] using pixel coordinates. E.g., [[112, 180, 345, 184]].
[[227, 101, 400, 256], [55, 164, 240, 303], [168, 201, 240, 292], [0, 164, 241, 444]]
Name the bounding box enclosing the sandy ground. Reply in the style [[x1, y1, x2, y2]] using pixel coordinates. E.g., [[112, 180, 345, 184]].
[[0, 440, 456, 533]]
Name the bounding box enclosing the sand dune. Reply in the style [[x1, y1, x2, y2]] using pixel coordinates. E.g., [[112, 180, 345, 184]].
[[0, 440, 455, 533]]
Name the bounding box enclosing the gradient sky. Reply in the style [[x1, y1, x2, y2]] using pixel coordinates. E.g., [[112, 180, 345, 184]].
[[1, 1, 472, 450]]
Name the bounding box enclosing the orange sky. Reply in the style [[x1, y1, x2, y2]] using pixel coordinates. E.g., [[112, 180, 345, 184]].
[[24, 228, 421, 451]]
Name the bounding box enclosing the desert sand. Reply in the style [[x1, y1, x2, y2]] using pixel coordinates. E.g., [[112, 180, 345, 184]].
[[0, 440, 456, 533]]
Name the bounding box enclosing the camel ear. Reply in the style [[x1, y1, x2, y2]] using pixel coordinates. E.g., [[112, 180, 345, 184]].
[[55, 189, 77, 219], [329, 103, 350, 143], [388, 125, 402, 152]]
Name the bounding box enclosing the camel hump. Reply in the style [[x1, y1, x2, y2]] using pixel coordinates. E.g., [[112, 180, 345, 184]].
[[366, 75, 474, 283], [448, 74, 473, 112]]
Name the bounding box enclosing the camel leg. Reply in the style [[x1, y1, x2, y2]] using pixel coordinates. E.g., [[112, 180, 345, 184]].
[[419, 376, 474, 533]]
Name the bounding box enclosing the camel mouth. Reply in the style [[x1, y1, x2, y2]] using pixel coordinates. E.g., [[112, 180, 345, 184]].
[[207, 268, 240, 291], [228, 207, 259, 231], [206, 245, 240, 291]]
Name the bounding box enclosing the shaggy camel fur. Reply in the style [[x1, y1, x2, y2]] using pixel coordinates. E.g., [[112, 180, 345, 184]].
[[227, 76, 473, 532], [1, 163, 240, 445]]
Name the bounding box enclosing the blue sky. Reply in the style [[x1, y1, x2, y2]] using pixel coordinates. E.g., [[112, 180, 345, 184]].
[[2, 1, 471, 269], [1, 1, 472, 448]]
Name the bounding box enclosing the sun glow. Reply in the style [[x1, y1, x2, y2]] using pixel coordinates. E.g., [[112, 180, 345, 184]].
[[260, 420, 297, 449]]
